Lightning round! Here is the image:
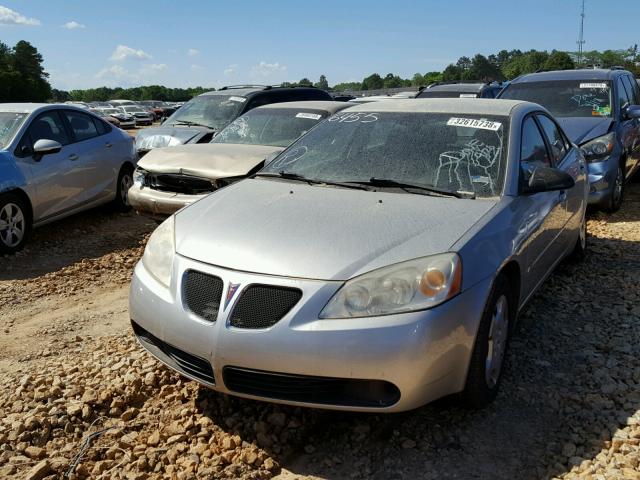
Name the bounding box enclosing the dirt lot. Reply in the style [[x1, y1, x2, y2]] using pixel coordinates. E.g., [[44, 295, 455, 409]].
[[1, 184, 639, 480]]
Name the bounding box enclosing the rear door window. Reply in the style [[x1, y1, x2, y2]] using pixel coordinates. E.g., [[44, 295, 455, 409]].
[[621, 75, 639, 105], [616, 78, 631, 112], [63, 110, 99, 142]]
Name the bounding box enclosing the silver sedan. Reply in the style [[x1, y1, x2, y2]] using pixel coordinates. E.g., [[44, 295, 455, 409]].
[[0, 104, 137, 253], [130, 99, 588, 412]]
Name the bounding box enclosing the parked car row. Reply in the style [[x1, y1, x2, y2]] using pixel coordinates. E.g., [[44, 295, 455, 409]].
[[65, 99, 181, 128]]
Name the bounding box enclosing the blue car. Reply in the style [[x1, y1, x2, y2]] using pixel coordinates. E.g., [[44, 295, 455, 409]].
[[499, 68, 640, 212]]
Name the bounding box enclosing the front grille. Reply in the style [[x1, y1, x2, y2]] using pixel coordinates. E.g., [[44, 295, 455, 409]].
[[148, 173, 216, 195], [230, 285, 301, 329], [183, 271, 224, 321], [223, 367, 400, 408], [131, 321, 215, 385]]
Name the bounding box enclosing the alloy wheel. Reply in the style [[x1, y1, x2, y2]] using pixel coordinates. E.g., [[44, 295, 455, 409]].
[[0, 202, 26, 248], [485, 295, 509, 388], [120, 173, 133, 206]]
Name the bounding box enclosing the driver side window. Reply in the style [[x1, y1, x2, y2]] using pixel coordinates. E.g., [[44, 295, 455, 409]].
[[521, 117, 550, 168], [16, 111, 70, 157]]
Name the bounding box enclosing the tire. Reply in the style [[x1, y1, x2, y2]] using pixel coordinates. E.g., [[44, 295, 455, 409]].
[[112, 164, 134, 212], [567, 212, 587, 263], [605, 164, 624, 213], [0, 192, 31, 255], [460, 274, 515, 408]]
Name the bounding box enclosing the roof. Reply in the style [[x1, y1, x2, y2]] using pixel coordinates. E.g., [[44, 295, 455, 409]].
[[427, 83, 486, 92], [200, 86, 324, 98], [255, 101, 351, 114], [512, 68, 630, 83], [343, 98, 531, 116], [0, 103, 89, 113]]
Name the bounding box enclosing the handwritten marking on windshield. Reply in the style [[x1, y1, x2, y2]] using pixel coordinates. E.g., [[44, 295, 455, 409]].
[[327, 112, 379, 123]]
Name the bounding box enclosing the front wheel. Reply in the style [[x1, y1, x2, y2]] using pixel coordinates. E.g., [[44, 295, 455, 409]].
[[112, 165, 134, 212], [0, 193, 31, 254], [605, 164, 624, 213], [460, 274, 514, 408]]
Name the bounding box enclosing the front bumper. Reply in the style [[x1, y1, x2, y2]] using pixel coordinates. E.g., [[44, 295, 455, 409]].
[[586, 155, 619, 206], [129, 255, 492, 412], [128, 185, 206, 217]]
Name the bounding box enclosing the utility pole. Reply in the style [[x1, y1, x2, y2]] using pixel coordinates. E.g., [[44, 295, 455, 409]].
[[577, 0, 586, 66]]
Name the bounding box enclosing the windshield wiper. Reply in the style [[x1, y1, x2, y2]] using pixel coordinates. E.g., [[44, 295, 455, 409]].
[[254, 171, 370, 191], [358, 177, 475, 199], [172, 120, 215, 129]]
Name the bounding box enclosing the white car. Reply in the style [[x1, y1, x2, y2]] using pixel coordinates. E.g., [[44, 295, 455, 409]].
[[119, 106, 154, 126]]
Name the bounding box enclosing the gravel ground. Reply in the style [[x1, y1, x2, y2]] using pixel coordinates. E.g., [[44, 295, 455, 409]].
[[0, 183, 639, 480]]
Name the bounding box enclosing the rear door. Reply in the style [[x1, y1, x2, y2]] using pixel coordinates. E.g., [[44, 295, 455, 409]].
[[518, 115, 566, 293], [614, 77, 637, 179], [15, 110, 85, 222], [61, 109, 116, 204]]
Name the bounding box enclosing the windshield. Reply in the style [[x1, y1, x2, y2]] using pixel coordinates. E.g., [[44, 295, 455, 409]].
[[103, 108, 120, 115], [164, 94, 244, 130], [261, 111, 508, 198], [0, 112, 27, 149], [500, 80, 612, 118], [124, 106, 145, 113], [212, 108, 327, 147]]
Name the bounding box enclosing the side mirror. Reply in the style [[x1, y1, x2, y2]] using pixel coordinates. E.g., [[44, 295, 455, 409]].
[[625, 105, 640, 119], [33, 139, 62, 156], [522, 166, 575, 194]]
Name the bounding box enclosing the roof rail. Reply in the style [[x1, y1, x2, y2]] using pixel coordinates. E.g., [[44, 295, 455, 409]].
[[219, 85, 271, 90], [610, 66, 626, 71]]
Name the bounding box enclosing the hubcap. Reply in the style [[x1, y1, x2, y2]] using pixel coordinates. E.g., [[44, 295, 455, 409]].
[[121, 173, 133, 205], [0, 202, 25, 248], [485, 295, 509, 388], [613, 167, 623, 205]]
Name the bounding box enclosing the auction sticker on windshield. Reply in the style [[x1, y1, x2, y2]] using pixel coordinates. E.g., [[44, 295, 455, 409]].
[[579, 83, 608, 89], [229, 96, 247, 102], [447, 117, 502, 131], [295, 113, 322, 120]]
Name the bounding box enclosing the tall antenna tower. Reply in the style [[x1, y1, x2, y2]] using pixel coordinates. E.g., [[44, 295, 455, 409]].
[[577, 0, 586, 65]]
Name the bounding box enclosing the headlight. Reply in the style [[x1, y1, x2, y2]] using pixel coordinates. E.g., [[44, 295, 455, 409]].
[[142, 216, 175, 287], [320, 253, 462, 319], [580, 132, 615, 163], [133, 168, 147, 186]]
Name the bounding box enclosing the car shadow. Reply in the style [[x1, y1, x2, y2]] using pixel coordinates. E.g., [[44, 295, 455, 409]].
[[194, 217, 640, 479], [589, 181, 640, 224], [0, 208, 156, 281]]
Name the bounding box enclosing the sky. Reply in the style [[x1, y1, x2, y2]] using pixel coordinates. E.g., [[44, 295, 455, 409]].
[[0, 0, 638, 91]]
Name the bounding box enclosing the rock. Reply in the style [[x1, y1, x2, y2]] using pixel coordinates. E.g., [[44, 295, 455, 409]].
[[402, 439, 417, 449], [144, 372, 157, 386], [120, 407, 138, 421], [146, 430, 161, 446], [562, 442, 577, 457], [24, 460, 51, 480], [267, 412, 287, 427], [24, 446, 45, 459]]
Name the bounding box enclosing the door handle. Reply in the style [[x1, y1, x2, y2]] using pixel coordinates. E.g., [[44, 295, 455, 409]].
[[105, 142, 112, 148], [69, 154, 79, 161]]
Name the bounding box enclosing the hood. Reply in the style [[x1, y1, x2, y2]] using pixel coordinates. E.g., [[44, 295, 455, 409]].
[[138, 144, 284, 179], [175, 179, 497, 281], [556, 117, 613, 145], [136, 125, 212, 151]]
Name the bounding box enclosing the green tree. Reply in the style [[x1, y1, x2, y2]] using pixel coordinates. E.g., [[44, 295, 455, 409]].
[[464, 54, 503, 81], [502, 50, 549, 79], [361, 73, 383, 90], [442, 64, 463, 81], [7, 41, 51, 102], [543, 51, 575, 71], [297, 78, 313, 87], [600, 49, 626, 68], [383, 73, 403, 88], [331, 81, 362, 92], [314, 74, 329, 90]]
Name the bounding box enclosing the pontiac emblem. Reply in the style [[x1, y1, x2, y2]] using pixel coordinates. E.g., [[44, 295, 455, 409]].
[[224, 282, 240, 311]]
